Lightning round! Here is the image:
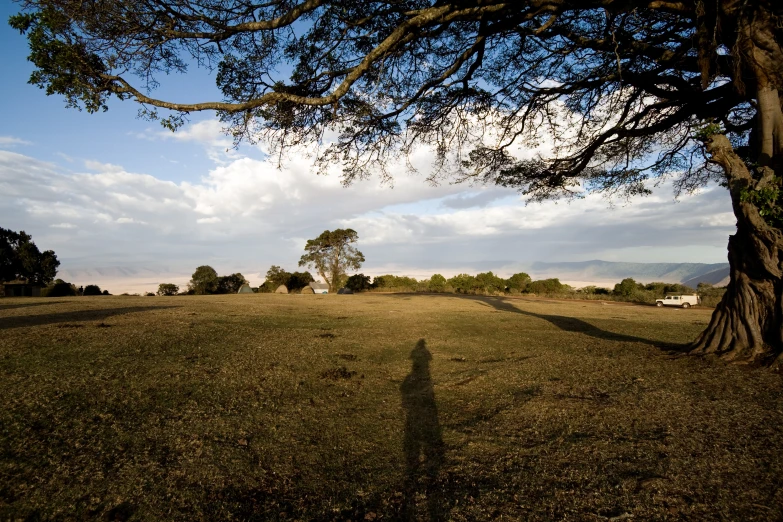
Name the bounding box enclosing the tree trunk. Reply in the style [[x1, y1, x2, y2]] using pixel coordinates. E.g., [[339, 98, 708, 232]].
[[690, 226, 783, 364], [690, 134, 783, 364]]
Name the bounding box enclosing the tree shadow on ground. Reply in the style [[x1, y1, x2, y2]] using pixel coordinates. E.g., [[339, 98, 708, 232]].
[[0, 301, 67, 312], [375, 293, 687, 352], [0, 306, 179, 330]]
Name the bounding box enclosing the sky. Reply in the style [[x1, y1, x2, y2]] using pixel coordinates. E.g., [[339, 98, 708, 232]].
[[0, 3, 737, 294]]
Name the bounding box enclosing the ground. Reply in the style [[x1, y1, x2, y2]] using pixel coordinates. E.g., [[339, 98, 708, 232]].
[[0, 294, 781, 521]]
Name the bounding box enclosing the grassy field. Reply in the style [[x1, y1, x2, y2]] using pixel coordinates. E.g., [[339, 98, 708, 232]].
[[1, 294, 782, 521]]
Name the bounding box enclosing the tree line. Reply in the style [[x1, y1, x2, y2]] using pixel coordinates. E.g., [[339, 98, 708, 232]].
[[343, 273, 726, 307]]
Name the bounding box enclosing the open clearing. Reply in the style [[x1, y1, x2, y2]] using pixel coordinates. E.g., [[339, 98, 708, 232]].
[[1, 294, 782, 521]]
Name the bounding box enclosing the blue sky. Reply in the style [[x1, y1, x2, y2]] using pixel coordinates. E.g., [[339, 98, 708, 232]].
[[0, 3, 736, 293]]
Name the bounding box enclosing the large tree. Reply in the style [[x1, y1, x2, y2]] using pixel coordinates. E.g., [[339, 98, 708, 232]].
[[299, 229, 364, 292], [8, 1, 783, 362], [188, 265, 219, 295], [0, 227, 59, 285]]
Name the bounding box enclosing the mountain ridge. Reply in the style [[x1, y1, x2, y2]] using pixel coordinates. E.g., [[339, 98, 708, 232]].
[[530, 260, 729, 286]]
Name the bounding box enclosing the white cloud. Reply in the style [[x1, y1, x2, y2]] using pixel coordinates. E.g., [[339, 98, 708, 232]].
[[0, 136, 31, 147], [116, 217, 147, 224], [0, 119, 738, 294]]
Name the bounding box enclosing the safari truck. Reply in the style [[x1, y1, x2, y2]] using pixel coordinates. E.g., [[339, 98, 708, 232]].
[[655, 295, 701, 308]]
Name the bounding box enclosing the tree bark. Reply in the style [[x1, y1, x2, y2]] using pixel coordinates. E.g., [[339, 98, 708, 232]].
[[690, 134, 783, 364]]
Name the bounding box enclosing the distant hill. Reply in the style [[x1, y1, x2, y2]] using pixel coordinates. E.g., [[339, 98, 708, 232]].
[[682, 267, 730, 288], [530, 260, 730, 286]]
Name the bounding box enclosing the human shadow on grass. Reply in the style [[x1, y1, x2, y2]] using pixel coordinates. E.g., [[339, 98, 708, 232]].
[[400, 339, 448, 521], [0, 306, 179, 330]]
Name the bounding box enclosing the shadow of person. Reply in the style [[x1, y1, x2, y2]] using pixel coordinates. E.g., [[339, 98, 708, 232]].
[[400, 339, 447, 521]]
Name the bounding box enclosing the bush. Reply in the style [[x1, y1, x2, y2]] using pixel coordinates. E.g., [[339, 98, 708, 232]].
[[475, 271, 506, 294], [697, 283, 727, 307], [157, 283, 179, 296], [371, 275, 418, 292], [447, 273, 477, 294], [613, 278, 644, 297], [215, 273, 248, 294], [428, 274, 447, 292], [506, 272, 532, 292], [83, 284, 102, 296], [526, 278, 565, 295], [346, 273, 372, 292], [44, 279, 77, 297]]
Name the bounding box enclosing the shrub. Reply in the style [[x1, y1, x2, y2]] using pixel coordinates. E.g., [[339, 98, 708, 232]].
[[44, 279, 77, 297], [527, 278, 565, 295], [475, 271, 506, 294], [346, 273, 372, 292], [447, 273, 477, 294], [157, 283, 179, 296], [428, 274, 447, 292], [371, 275, 418, 291], [506, 272, 532, 292], [83, 284, 102, 296]]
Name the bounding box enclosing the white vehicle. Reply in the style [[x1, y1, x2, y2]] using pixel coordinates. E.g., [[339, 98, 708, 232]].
[[655, 294, 701, 308]]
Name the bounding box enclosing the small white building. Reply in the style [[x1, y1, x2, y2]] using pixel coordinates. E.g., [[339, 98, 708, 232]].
[[309, 282, 329, 294]]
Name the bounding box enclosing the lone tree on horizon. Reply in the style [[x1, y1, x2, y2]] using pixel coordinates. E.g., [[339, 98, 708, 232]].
[[299, 229, 364, 293], [9, 0, 783, 362]]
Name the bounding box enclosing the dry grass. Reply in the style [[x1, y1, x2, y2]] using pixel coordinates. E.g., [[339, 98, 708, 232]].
[[1, 294, 782, 521]]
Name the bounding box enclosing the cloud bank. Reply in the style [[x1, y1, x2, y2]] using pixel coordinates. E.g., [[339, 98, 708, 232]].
[[0, 124, 736, 293]]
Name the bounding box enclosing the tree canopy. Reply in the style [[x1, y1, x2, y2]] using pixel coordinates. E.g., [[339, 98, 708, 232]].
[[189, 265, 219, 295], [216, 273, 249, 294], [0, 227, 59, 285], [299, 229, 364, 292], [9, 0, 783, 362], [157, 283, 179, 296]]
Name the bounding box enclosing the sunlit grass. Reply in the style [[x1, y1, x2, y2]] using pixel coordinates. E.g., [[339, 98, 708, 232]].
[[1, 294, 781, 520]]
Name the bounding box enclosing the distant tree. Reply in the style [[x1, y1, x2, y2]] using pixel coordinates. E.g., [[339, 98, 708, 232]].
[[371, 275, 418, 291], [506, 273, 532, 293], [83, 284, 102, 296], [448, 274, 478, 294], [189, 265, 218, 295], [216, 273, 248, 294], [527, 278, 565, 295], [613, 278, 644, 297], [346, 273, 372, 292], [287, 271, 315, 292], [45, 279, 77, 297], [157, 283, 179, 296], [299, 229, 364, 293], [580, 286, 611, 296], [101, 289, 110, 295], [475, 271, 506, 294], [428, 274, 447, 293], [0, 227, 59, 285], [264, 266, 290, 288]]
